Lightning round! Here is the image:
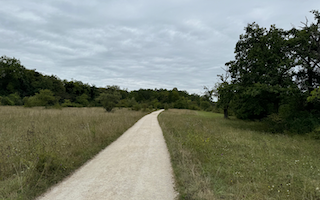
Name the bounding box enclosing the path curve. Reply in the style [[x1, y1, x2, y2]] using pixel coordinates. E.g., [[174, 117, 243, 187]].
[[37, 110, 176, 200]]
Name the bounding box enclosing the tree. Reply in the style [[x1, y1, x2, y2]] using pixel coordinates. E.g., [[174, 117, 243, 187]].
[[168, 88, 180, 103], [203, 86, 215, 102], [228, 23, 294, 87], [216, 82, 234, 119], [96, 91, 121, 112], [288, 10, 320, 94], [224, 23, 296, 119], [0, 56, 28, 96]]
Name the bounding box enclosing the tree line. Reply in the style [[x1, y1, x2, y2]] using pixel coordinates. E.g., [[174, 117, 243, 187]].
[[0, 55, 213, 111], [216, 10, 320, 134]]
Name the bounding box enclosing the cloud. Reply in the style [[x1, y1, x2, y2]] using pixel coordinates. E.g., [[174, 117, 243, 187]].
[[0, 0, 319, 94]]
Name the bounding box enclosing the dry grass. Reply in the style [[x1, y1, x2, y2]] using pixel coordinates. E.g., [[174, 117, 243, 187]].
[[159, 109, 320, 200], [0, 106, 147, 200]]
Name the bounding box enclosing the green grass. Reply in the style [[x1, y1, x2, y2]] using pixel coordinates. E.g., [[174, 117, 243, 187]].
[[0, 106, 147, 200], [159, 109, 320, 200]]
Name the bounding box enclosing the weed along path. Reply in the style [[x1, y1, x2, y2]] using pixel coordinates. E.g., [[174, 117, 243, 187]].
[[37, 110, 176, 200]]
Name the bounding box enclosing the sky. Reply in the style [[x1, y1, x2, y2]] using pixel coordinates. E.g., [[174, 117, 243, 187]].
[[0, 0, 319, 94]]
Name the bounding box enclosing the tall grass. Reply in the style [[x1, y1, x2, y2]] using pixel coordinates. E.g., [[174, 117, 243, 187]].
[[0, 106, 147, 200], [159, 109, 320, 200]]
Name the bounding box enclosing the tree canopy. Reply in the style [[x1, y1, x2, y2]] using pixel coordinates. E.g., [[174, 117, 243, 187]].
[[0, 56, 213, 111], [217, 10, 320, 133]]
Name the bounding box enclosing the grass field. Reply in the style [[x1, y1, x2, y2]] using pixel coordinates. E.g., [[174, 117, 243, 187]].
[[159, 109, 320, 200], [0, 106, 147, 200]]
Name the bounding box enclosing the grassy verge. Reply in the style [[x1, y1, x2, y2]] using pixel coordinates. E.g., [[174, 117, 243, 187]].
[[0, 106, 147, 200], [159, 109, 320, 200]]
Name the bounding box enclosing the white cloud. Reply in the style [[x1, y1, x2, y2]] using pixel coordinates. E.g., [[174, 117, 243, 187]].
[[0, 0, 319, 94]]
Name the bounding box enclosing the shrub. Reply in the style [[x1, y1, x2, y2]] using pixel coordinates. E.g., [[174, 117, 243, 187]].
[[132, 104, 141, 111], [75, 94, 89, 107], [127, 98, 137, 108], [24, 89, 57, 107], [61, 99, 83, 107], [96, 92, 121, 112], [8, 93, 23, 105], [141, 103, 148, 111], [200, 101, 212, 111], [307, 127, 320, 139], [265, 110, 320, 134], [1, 96, 14, 105]]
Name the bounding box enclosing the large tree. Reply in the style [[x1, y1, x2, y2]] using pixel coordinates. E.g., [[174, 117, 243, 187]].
[[0, 56, 28, 96], [224, 23, 296, 119], [227, 23, 294, 87], [289, 10, 320, 94]]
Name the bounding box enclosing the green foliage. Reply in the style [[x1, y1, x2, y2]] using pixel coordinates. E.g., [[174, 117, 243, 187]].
[[1, 96, 14, 106], [224, 23, 295, 119], [0, 56, 26, 96], [307, 87, 320, 102], [141, 103, 149, 111], [265, 110, 320, 134], [61, 99, 82, 107], [0, 55, 212, 111], [227, 23, 294, 88], [174, 98, 188, 109], [289, 10, 320, 93], [96, 91, 121, 112], [151, 99, 161, 109], [127, 97, 138, 107], [0, 93, 22, 106], [216, 82, 233, 109], [200, 100, 212, 111], [132, 104, 142, 111], [24, 89, 57, 107], [216, 81, 235, 118], [217, 11, 320, 134], [231, 84, 285, 119], [76, 93, 89, 106], [8, 93, 23, 105]]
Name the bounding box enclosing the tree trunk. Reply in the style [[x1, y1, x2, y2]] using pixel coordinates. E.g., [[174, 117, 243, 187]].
[[224, 108, 229, 119]]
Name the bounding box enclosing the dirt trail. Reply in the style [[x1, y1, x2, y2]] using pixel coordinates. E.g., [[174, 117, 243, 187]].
[[37, 110, 176, 200]]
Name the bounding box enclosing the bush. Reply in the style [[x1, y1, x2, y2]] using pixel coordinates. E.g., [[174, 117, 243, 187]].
[[307, 127, 320, 139], [24, 89, 57, 107], [265, 111, 320, 134], [61, 99, 83, 107], [127, 98, 137, 108], [200, 101, 212, 111], [141, 103, 148, 111], [174, 99, 188, 109], [8, 93, 23, 105], [1, 96, 14, 105], [75, 94, 89, 107], [132, 104, 141, 111], [96, 92, 121, 112]]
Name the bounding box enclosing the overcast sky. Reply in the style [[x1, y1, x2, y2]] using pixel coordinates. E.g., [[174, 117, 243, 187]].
[[1, 1, 319, 94]]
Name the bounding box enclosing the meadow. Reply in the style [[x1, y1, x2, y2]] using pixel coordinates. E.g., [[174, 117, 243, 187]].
[[0, 106, 147, 200], [159, 109, 320, 200]]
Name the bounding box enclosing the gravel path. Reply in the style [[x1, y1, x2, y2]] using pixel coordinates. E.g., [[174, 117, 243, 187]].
[[37, 110, 176, 200]]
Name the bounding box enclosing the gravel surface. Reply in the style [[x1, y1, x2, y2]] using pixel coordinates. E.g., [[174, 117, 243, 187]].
[[37, 110, 177, 200]]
